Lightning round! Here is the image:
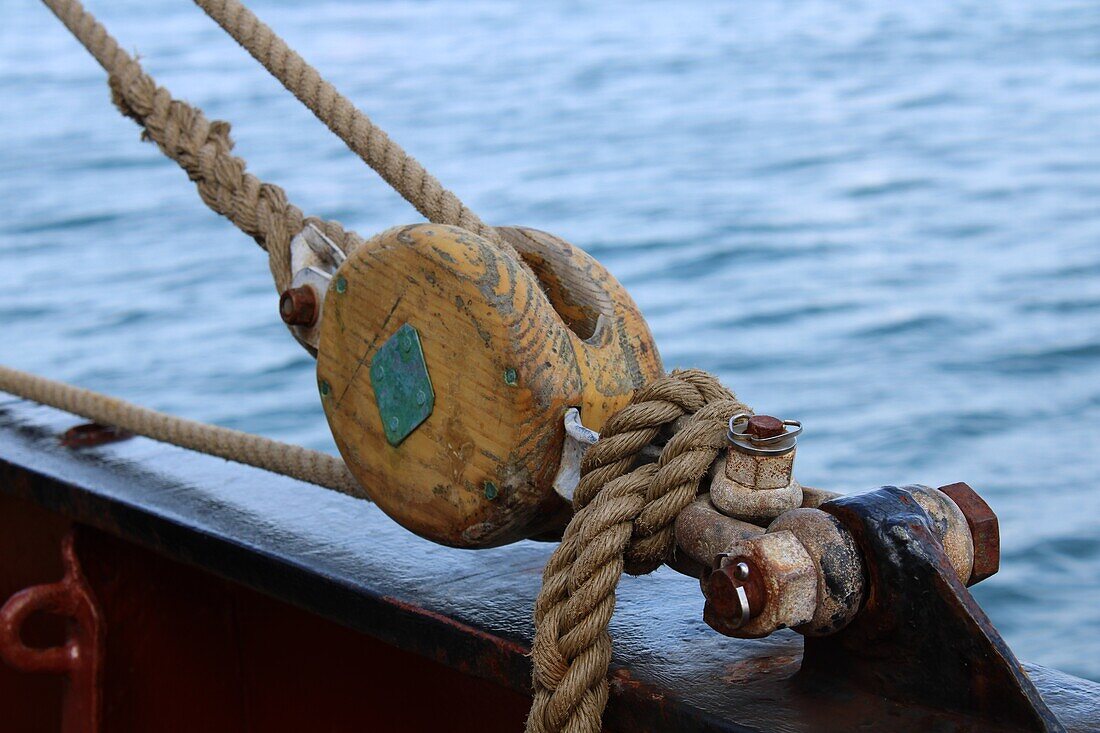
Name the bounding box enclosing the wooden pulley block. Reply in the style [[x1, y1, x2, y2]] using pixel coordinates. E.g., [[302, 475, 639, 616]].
[[316, 224, 663, 547]]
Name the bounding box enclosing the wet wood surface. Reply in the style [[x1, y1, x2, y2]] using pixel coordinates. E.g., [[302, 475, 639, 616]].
[[0, 397, 1097, 732]]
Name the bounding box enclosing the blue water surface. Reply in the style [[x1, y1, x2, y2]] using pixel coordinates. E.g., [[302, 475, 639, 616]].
[[2, 0, 1099, 681]]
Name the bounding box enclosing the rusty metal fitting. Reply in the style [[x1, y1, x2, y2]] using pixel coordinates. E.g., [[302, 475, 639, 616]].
[[906, 485, 975, 585], [279, 285, 319, 327], [60, 422, 132, 448], [705, 531, 817, 639], [701, 483, 1001, 644], [768, 508, 865, 636], [710, 413, 803, 524], [672, 495, 764, 577], [283, 223, 347, 352], [710, 477, 802, 525], [799, 485, 841, 509], [705, 508, 867, 639], [937, 482, 1000, 585], [726, 413, 802, 456], [702, 556, 767, 635], [746, 415, 784, 439]]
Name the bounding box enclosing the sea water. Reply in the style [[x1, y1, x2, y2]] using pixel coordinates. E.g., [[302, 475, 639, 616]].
[[1, 0, 1098, 680]]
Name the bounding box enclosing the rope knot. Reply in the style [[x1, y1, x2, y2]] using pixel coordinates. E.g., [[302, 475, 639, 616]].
[[528, 369, 749, 733]]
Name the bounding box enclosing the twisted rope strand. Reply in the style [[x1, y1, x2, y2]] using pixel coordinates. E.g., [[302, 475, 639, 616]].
[[528, 369, 748, 733], [40, 0, 366, 292], [36, 6, 749, 732], [0, 365, 364, 498], [190, 0, 511, 254]]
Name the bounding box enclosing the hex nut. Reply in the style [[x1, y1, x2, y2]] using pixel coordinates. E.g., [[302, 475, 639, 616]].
[[726, 444, 795, 490], [710, 446, 803, 523], [937, 482, 1000, 585], [715, 531, 817, 639], [279, 285, 319, 327], [768, 508, 865, 636]]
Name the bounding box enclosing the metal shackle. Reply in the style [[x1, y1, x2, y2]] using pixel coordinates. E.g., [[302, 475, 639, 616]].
[[693, 483, 999, 639]]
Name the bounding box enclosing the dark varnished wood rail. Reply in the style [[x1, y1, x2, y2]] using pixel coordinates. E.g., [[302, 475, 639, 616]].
[[0, 398, 1097, 732]]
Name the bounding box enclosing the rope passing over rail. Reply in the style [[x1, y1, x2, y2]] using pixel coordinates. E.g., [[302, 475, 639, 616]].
[[0, 365, 364, 499], [34, 2, 750, 731], [528, 370, 749, 733]]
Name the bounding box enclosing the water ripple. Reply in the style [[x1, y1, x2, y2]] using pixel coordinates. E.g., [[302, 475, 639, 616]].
[[2, 0, 1098, 682]]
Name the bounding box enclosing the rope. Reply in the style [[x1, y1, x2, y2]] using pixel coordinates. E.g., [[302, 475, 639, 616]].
[[36, 4, 745, 730], [528, 369, 748, 733], [40, 0, 367, 293], [0, 365, 365, 499], [189, 0, 513, 255], [0, 362, 743, 733]]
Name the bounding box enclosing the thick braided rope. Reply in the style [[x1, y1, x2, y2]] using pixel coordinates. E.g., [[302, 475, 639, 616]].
[[41, 0, 363, 292], [41, 0, 366, 293], [0, 365, 365, 499], [38, 6, 743, 728], [190, 0, 511, 254], [528, 369, 748, 733]]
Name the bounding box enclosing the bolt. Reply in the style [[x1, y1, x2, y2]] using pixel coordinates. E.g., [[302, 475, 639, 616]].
[[704, 533, 818, 638], [279, 286, 318, 327], [61, 423, 132, 448], [335, 276, 348, 294], [415, 390, 426, 406], [938, 482, 1000, 585], [503, 367, 517, 386], [318, 380, 331, 397], [389, 416, 400, 432], [703, 558, 766, 627], [400, 333, 412, 352], [484, 481, 499, 500], [746, 415, 785, 439]]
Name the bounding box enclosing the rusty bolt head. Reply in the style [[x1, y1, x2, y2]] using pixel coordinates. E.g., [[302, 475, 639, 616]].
[[279, 286, 318, 327], [60, 423, 132, 448], [747, 415, 785, 439], [702, 557, 767, 636], [937, 482, 1000, 585]]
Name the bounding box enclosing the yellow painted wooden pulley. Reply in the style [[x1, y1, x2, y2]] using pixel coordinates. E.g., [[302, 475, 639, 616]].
[[315, 224, 663, 547]]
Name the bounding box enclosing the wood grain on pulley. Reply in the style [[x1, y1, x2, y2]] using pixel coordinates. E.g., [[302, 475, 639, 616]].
[[317, 224, 663, 547]]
